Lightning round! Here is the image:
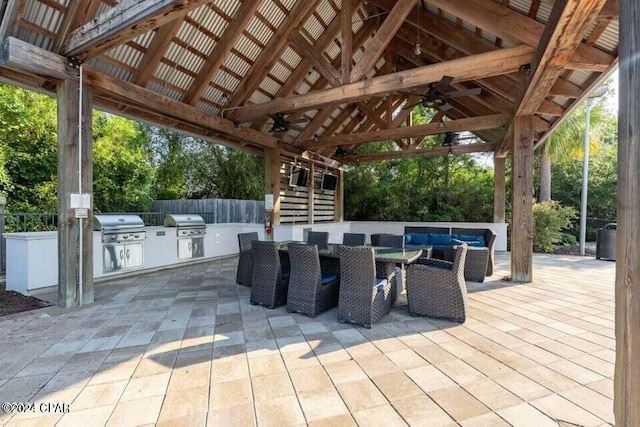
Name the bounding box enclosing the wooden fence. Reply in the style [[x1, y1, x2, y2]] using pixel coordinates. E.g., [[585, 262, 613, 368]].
[[152, 199, 265, 224]]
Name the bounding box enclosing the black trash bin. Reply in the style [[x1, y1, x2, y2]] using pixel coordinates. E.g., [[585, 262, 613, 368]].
[[596, 223, 616, 261]]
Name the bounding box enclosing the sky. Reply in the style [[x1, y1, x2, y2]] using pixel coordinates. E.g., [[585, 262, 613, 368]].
[[603, 69, 619, 113]]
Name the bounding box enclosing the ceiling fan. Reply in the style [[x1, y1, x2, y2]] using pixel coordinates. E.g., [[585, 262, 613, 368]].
[[265, 113, 309, 133], [402, 76, 482, 112]]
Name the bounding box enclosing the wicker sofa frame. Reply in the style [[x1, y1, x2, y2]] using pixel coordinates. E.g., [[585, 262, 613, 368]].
[[404, 226, 497, 276]]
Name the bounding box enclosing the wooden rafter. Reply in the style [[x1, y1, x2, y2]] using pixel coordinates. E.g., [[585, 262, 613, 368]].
[[0, 0, 23, 39], [182, 0, 260, 105], [348, 0, 414, 82], [52, 0, 82, 53], [341, 0, 353, 84], [62, 0, 211, 60], [229, 44, 534, 122], [516, 0, 608, 116], [1, 37, 278, 150], [340, 142, 496, 163], [132, 19, 183, 86], [299, 114, 508, 149], [427, 0, 614, 72], [224, 0, 322, 109], [289, 32, 341, 87]]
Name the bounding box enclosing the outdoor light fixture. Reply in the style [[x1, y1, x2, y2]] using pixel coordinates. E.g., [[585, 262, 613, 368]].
[[413, 40, 422, 56], [413, 3, 421, 56]]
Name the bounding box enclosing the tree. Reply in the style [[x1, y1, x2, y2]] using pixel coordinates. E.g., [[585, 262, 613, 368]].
[[0, 84, 58, 212], [92, 113, 155, 212], [538, 87, 613, 202]]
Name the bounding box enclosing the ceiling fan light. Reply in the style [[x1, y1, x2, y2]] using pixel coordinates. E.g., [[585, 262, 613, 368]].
[[413, 40, 422, 56]]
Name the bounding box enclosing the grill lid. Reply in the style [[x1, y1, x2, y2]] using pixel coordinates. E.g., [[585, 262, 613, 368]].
[[94, 214, 145, 232], [164, 214, 205, 228]]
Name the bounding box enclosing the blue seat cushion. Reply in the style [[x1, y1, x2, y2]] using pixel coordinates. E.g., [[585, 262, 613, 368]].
[[431, 244, 449, 252], [321, 273, 338, 285], [411, 233, 429, 245], [467, 240, 485, 247], [375, 278, 387, 292], [429, 233, 451, 245], [281, 269, 290, 279], [404, 233, 412, 244], [457, 234, 486, 247]]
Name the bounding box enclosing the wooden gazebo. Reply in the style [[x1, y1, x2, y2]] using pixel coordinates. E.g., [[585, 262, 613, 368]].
[[0, 1, 638, 422]]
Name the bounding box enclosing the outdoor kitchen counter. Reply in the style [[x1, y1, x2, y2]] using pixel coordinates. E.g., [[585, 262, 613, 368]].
[[4, 223, 265, 295]]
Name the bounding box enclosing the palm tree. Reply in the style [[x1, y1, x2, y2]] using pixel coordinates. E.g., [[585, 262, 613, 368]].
[[538, 102, 608, 201]]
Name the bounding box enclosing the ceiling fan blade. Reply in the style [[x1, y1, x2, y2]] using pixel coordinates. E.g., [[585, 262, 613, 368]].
[[402, 100, 424, 110], [434, 75, 454, 91], [439, 102, 453, 112], [443, 87, 482, 98]]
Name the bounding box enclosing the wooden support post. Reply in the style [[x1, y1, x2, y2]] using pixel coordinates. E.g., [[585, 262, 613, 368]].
[[511, 116, 533, 283], [335, 168, 344, 222], [264, 148, 281, 241], [615, 0, 640, 423], [308, 162, 315, 225], [57, 78, 93, 307], [494, 156, 506, 223]]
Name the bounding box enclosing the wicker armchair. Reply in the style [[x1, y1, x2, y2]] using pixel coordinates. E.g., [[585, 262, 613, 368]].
[[343, 232, 366, 246], [376, 234, 405, 303], [307, 231, 329, 249], [250, 241, 289, 309], [236, 232, 258, 286], [406, 244, 468, 323], [338, 246, 393, 329], [286, 243, 339, 317]]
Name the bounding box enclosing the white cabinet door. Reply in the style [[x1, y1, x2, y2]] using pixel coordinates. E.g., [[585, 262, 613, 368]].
[[103, 244, 124, 273], [125, 243, 144, 268], [178, 239, 192, 259]]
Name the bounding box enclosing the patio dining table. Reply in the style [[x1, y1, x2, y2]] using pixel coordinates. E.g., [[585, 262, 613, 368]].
[[275, 241, 422, 264], [276, 242, 422, 286]]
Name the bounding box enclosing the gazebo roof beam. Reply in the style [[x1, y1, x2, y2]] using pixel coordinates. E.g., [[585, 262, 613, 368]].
[[339, 142, 496, 163], [427, 0, 613, 72], [515, 0, 608, 116], [299, 114, 508, 149], [228, 44, 534, 122], [61, 0, 211, 60]]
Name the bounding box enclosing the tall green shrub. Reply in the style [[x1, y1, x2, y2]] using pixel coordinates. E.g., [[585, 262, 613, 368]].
[[533, 200, 577, 252]]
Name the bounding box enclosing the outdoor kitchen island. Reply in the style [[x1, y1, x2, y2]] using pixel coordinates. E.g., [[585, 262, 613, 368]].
[[4, 221, 264, 295]]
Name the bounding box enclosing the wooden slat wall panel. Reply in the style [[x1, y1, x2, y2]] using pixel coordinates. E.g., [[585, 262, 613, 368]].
[[279, 153, 339, 224]]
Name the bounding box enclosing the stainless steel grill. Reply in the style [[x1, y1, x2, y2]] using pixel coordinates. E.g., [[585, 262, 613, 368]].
[[164, 214, 206, 259], [94, 214, 146, 273]]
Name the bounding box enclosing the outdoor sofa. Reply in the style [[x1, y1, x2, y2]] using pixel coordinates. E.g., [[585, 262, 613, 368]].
[[404, 226, 497, 276]]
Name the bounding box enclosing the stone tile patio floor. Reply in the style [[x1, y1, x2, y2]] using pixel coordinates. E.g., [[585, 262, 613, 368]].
[[0, 252, 616, 426]]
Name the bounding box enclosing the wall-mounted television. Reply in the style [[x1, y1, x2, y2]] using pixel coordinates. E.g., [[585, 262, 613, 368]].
[[321, 173, 338, 192], [289, 165, 309, 187]]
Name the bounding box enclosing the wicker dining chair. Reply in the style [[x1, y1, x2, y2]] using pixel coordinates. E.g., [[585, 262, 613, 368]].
[[342, 232, 366, 246], [377, 234, 405, 248], [307, 231, 329, 249], [377, 234, 405, 303], [338, 246, 393, 329], [286, 243, 339, 317], [406, 244, 468, 323], [250, 241, 289, 309], [370, 233, 393, 246], [236, 232, 258, 286]]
